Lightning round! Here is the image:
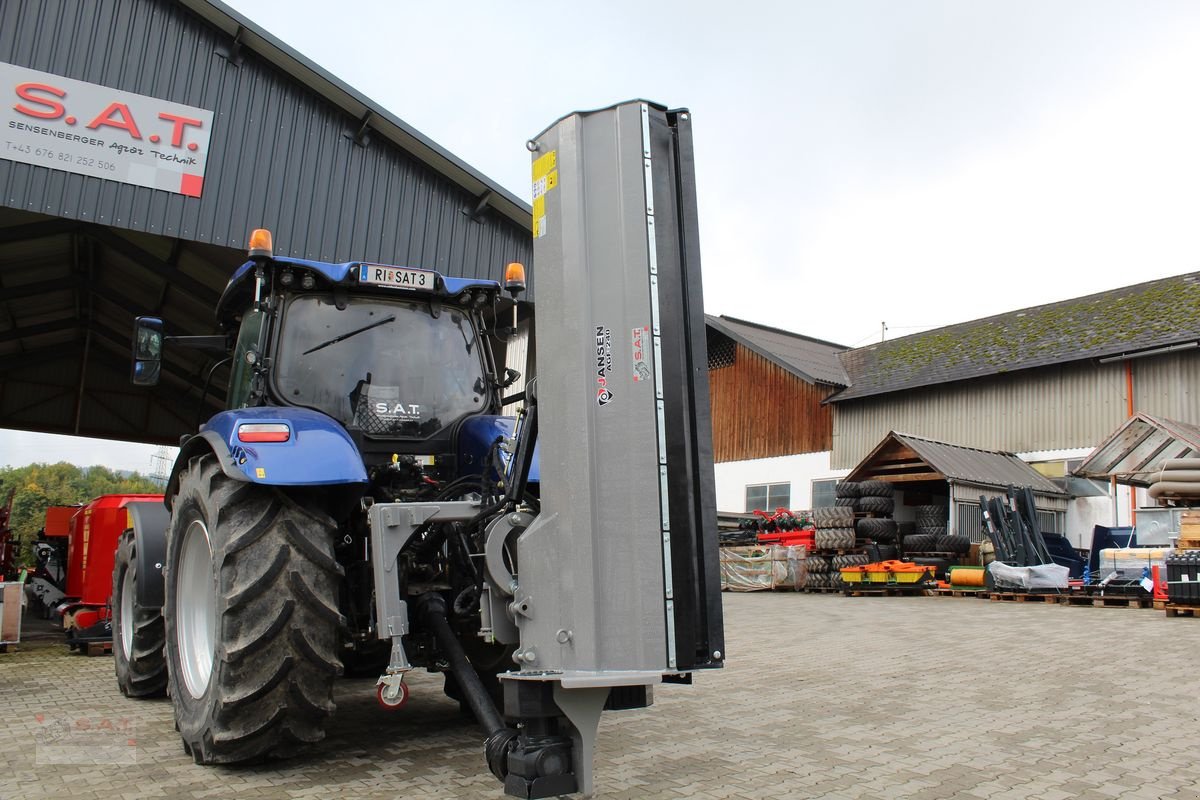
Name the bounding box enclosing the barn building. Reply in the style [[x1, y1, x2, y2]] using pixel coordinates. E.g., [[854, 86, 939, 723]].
[[704, 315, 846, 511], [0, 0, 532, 447], [711, 273, 1200, 545]]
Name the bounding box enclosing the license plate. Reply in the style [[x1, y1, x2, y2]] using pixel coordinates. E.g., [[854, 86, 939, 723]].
[[358, 263, 436, 291]]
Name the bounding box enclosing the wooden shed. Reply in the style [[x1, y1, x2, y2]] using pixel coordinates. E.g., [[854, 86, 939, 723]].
[[845, 431, 1068, 542], [705, 316, 847, 463]]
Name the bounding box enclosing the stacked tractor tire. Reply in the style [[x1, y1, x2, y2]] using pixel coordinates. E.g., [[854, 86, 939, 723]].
[[805, 505, 856, 588], [903, 503, 970, 556], [804, 481, 899, 588], [838, 480, 898, 560]]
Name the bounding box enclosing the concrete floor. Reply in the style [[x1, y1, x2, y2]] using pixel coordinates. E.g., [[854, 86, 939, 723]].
[[1, 592, 1199, 800]]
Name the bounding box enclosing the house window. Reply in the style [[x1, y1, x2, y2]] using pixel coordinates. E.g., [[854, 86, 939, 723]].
[[811, 479, 839, 509], [746, 482, 790, 513]]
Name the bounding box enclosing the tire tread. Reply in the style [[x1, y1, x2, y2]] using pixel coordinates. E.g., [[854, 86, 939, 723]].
[[166, 456, 342, 765]]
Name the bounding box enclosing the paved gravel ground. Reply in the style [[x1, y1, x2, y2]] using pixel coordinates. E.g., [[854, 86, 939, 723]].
[[2, 592, 1200, 800]]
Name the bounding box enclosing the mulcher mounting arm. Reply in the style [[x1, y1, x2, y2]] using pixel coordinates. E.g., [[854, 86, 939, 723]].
[[366, 100, 725, 798]]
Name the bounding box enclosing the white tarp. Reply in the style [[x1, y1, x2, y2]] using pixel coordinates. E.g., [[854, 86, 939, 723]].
[[720, 545, 806, 592], [987, 561, 1070, 590]]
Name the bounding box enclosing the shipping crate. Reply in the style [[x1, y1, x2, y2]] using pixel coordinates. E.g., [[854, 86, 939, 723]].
[[1178, 511, 1200, 549]]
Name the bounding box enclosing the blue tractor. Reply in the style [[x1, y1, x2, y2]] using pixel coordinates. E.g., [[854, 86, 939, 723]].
[[116, 228, 532, 754]]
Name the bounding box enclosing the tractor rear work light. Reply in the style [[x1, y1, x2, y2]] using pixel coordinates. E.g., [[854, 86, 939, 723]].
[[248, 228, 273, 259], [237, 423, 291, 443]]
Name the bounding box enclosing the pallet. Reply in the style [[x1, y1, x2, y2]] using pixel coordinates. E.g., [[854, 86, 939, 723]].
[[1061, 594, 1153, 609], [931, 587, 989, 598], [85, 641, 113, 657], [842, 586, 931, 597], [1163, 604, 1200, 618], [989, 591, 1060, 604], [802, 586, 842, 594], [1094, 595, 1153, 609]]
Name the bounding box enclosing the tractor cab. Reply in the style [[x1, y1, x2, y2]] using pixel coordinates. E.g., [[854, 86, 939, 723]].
[[132, 229, 526, 496]]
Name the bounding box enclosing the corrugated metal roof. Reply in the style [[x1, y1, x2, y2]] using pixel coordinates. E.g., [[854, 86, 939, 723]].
[[848, 431, 1066, 495], [1073, 413, 1200, 487], [898, 434, 1065, 494], [0, 0, 539, 446], [832, 272, 1200, 403], [183, 0, 531, 230], [705, 315, 847, 386], [0, 0, 532, 291]]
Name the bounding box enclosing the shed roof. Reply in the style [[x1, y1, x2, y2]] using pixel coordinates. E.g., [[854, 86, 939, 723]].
[[846, 432, 1066, 495], [1073, 413, 1200, 488], [705, 315, 847, 386], [183, 0, 531, 230], [831, 272, 1200, 403]]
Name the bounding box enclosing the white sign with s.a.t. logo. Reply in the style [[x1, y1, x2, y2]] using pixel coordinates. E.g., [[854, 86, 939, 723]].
[[1, 61, 213, 197]]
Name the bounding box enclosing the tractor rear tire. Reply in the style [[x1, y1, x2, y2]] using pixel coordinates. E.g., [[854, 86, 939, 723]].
[[165, 455, 344, 764], [112, 530, 168, 698]]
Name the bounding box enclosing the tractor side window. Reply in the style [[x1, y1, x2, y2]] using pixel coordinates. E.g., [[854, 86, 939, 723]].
[[227, 310, 265, 408]]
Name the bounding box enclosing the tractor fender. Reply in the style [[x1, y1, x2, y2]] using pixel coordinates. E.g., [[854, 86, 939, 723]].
[[457, 414, 540, 483], [165, 407, 368, 505], [126, 501, 170, 608]]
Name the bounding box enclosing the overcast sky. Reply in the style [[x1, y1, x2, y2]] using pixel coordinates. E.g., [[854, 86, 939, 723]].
[[5, 0, 1200, 470]]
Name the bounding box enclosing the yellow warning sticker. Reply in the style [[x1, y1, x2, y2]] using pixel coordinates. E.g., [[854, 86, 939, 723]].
[[532, 150, 556, 180], [531, 151, 558, 239], [255, 467, 266, 478]]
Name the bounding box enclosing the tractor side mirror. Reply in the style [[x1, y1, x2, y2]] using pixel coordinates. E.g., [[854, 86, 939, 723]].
[[132, 316, 164, 386]]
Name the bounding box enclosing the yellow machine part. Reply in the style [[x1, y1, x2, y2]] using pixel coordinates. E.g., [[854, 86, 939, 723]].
[[948, 566, 986, 587], [841, 560, 933, 584]]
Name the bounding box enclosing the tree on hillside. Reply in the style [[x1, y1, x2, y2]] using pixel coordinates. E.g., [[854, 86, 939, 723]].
[[0, 463, 161, 566]]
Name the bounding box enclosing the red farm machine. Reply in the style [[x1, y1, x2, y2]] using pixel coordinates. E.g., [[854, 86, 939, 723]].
[[18, 495, 164, 649]]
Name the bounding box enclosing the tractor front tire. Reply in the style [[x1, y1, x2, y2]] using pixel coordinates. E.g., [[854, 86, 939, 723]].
[[112, 530, 168, 698], [165, 455, 344, 764]]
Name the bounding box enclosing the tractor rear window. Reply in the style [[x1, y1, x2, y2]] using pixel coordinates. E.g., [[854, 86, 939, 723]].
[[273, 294, 487, 437]]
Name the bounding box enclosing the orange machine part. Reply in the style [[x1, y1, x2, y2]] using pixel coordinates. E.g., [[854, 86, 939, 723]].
[[844, 560, 932, 575]]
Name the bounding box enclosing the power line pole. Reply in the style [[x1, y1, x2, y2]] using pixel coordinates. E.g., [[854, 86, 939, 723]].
[[150, 446, 172, 487]]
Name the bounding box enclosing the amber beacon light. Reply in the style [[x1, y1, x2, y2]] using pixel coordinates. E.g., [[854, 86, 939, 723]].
[[248, 228, 273, 259], [504, 262, 526, 296]]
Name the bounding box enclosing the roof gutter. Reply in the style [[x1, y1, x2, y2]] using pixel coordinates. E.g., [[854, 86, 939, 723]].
[[1095, 341, 1199, 364]]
